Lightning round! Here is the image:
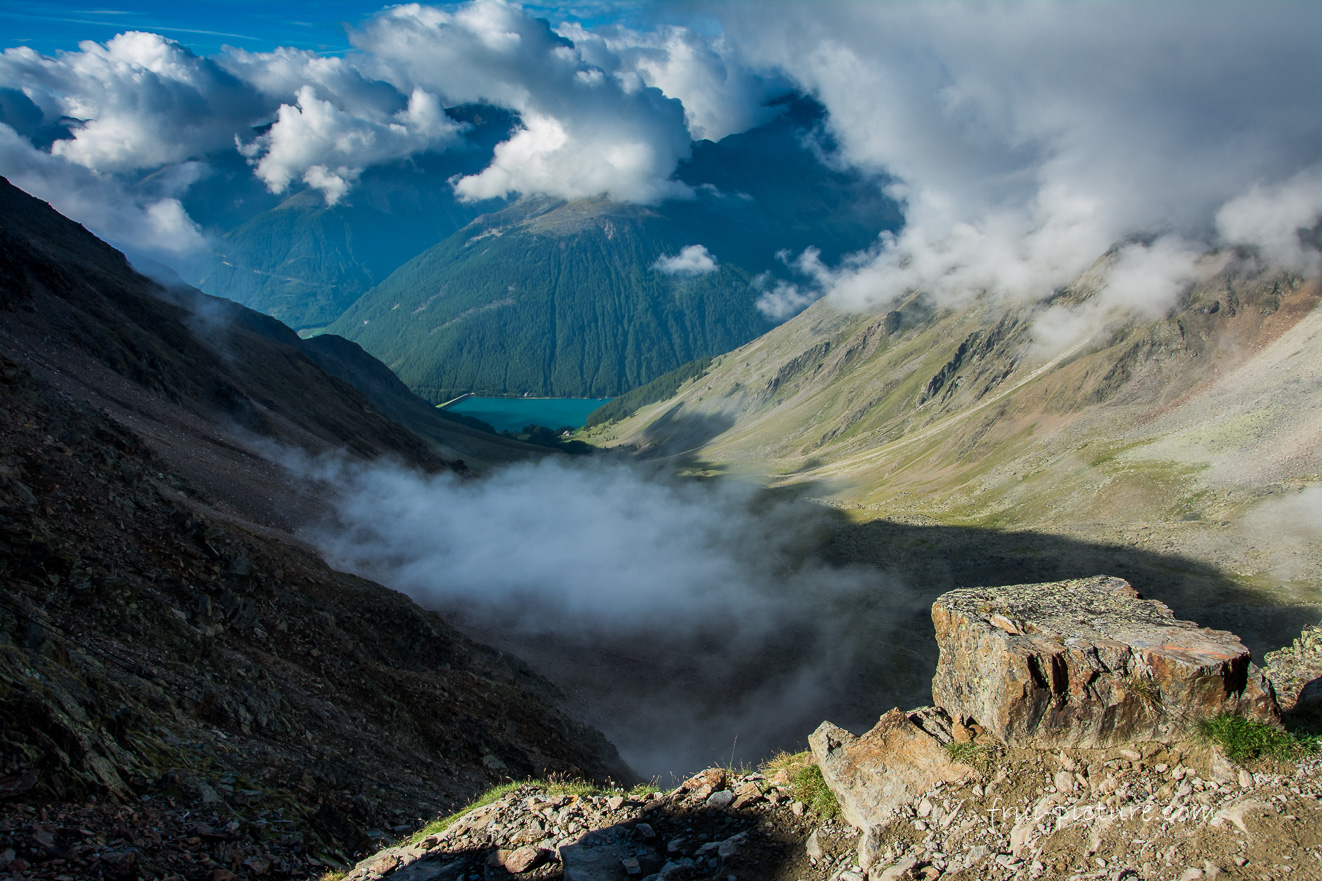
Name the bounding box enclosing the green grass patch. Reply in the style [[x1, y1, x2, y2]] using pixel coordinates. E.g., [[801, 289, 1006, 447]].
[[761, 751, 839, 819], [405, 781, 526, 845], [403, 777, 654, 847], [793, 763, 840, 820], [944, 740, 996, 773], [1197, 713, 1320, 763]]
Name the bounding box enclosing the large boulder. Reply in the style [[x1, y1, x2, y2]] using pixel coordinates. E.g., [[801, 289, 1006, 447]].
[[808, 708, 976, 832], [930, 576, 1279, 747]]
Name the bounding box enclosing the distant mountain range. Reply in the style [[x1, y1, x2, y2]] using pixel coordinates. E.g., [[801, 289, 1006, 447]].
[[179, 97, 900, 401], [183, 105, 520, 331]]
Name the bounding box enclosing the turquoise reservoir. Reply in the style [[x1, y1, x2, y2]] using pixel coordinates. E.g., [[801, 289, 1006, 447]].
[[443, 397, 612, 434]]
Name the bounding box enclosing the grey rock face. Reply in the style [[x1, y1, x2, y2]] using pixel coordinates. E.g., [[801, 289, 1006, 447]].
[[930, 576, 1279, 747]]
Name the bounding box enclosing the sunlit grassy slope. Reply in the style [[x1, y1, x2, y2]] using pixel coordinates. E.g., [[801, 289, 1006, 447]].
[[594, 255, 1322, 614]]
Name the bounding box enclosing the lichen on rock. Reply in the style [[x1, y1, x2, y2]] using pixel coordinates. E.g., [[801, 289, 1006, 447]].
[[930, 575, 1279, 748]]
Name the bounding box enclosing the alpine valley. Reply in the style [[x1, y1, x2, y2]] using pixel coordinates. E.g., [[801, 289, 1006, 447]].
[[2, 3, 1321, 881]]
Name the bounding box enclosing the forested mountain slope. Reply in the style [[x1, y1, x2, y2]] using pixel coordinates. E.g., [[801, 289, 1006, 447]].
[[325, 98, 901, 401], [187, 106, 518, 330]]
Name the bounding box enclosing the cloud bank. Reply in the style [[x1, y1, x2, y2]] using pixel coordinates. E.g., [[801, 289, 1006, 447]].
[[720, 1, 1322, 338], [0, 0, 784, 244], [1, 0, 1318, 317]]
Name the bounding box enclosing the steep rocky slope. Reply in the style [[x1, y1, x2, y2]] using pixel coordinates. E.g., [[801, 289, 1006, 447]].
[[338, 577, 1322, 881], [0, 178, 630, 877], [594, 254, 1322, 653]]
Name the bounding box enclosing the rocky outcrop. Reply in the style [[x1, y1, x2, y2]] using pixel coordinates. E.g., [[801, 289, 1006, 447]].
[[809, 709, 976, 831], [930, 576, 1279, 747], [333, 577, 1322, 881], [1264, 622, 1322, 714]]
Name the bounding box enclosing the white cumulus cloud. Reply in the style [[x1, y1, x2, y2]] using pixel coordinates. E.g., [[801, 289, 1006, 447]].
[[352, 0, 696, 203], [0, 123, 207, 260], [563, 22, 784, 143], [0, 32, 267, 173], [652, 243, 718, 275], [239, 84, 464, 204]]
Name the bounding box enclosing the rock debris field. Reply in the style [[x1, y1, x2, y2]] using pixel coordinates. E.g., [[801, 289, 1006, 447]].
[[338, 747, 1322, 881]]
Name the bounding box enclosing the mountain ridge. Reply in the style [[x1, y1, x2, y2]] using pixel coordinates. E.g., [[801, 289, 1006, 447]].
[[0, 177, 631, 873], [592, 251, 1322, 652]]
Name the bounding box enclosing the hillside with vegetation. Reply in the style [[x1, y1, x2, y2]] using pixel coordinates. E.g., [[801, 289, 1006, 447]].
[[325, 98, 901, 401], [188, 106, 517, 331]]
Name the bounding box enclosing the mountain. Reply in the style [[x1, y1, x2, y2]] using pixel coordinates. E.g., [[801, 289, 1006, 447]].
[[184, 106, 518, 331], [592, 250, 1322, 654], [323, 98, 902, 402], [0, 177, 629, 868]]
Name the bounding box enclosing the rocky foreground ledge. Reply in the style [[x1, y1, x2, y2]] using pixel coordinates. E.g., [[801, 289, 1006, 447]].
[[345, 577, 1321, 881]]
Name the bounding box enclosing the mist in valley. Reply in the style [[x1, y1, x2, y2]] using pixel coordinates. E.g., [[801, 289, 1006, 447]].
[[295, 452, 933, 780]]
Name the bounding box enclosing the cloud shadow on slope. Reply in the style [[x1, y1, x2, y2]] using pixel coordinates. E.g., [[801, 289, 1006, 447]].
[[819, 512, 1322, 661], [633, 404, 737, 465]]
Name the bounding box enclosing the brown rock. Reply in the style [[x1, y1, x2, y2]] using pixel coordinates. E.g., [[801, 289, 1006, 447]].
[[730, 781, 764, 809], [930, 576, 1279, 747], [497, 846, 546, 874], [242, 855, 272, 876], [808, 708, 975, 832], [679, 767, 726, 801], [370, 853, 402, 875]]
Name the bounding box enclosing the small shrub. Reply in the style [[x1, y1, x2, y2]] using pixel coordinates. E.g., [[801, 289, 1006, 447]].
[[1197, 713, 1318, 763]]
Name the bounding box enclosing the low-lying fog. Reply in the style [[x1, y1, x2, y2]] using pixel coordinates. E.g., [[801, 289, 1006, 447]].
[[300, 454, 933, 781]]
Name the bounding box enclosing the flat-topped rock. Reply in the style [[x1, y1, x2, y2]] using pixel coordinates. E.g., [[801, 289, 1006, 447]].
[[931, 576, 1279, 747]]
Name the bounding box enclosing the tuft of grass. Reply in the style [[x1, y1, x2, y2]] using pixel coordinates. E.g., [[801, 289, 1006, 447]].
[[760, 749, 808, 777], [944, 741, 988, 767], [1197, 713, 1319, 763], [762, 752, 839, 819], [1126, 674, 1162, 707], [318, 871, 346, 881], [404, 776, 654, 848], [405, 781, 526, 845], [792, 763, 840, 820]]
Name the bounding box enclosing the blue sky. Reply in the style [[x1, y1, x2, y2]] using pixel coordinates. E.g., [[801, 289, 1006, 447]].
[[0, 0, 666, 55], [0, 0, 396, 54]]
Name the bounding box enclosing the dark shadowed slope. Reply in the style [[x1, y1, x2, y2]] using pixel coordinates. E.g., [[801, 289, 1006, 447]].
[[0, 177, 631, 874]]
